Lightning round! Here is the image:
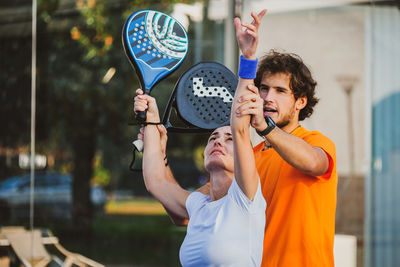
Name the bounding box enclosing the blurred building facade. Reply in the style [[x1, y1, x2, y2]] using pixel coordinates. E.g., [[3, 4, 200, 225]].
[[236, 1, 399, 267]]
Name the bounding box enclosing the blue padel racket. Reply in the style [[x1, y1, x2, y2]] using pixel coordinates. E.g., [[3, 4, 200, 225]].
[[122, 9, 189, 122]]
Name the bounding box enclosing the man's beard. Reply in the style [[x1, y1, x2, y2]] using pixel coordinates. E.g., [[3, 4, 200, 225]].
[[275, 105, 296, 129]]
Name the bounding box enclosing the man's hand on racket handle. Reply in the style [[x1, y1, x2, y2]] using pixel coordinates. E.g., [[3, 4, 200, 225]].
[[235, 84, 268, 132]]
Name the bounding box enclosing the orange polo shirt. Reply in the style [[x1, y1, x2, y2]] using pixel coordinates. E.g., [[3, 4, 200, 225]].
[[254, 126, 337, 267]]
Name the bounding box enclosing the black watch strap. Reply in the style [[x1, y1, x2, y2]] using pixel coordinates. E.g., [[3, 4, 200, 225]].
[[256, 115, 276, 137]]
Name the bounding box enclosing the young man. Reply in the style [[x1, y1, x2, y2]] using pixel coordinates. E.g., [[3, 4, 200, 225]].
[[234, 15, 338, 266]]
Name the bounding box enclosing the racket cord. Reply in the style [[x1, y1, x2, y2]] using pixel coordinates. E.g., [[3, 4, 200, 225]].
[[128, 142, 169, 171], [129, 146, 142, 172], [129, 121, 163, 172]]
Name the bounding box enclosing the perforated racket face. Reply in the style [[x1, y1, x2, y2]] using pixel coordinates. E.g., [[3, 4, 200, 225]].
[[123, 10, 188, 92], [175, 62, 238, 130]]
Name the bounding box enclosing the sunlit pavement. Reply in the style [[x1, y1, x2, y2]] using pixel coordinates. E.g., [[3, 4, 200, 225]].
[[105, 198, 167, 215]]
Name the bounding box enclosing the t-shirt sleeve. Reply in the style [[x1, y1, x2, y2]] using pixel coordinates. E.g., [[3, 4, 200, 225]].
[[304, 131, 336, 179], [228, 179, 266, 213], [185, 192, 208, 218]]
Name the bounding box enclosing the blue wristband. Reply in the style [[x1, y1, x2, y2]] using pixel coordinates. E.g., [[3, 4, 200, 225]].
[[238, 55, 258, 79]]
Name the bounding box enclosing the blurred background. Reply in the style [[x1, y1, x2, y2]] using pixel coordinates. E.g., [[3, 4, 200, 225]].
[[0, 0, 399, 266]]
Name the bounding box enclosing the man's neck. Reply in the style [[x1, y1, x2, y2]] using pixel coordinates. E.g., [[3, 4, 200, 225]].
[[280, 119, 301, 134]]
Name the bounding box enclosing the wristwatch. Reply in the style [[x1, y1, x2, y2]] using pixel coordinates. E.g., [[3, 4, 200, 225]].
[[256, 115, 276, 137]]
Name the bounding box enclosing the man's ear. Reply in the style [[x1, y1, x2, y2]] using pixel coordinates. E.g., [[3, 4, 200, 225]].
[[296, 96, 307, 111]]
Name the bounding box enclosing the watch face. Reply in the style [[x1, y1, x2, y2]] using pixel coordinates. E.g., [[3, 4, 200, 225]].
[[267, 116, 275, 127], [265, 115, 275, 127], [257, 115, 276, 137]]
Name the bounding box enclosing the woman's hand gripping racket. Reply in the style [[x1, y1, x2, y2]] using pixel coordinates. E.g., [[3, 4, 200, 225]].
[[122, 10, 189, 122]]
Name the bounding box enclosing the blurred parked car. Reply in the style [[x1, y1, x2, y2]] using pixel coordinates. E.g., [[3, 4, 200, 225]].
[[0, 172, 107, 222]]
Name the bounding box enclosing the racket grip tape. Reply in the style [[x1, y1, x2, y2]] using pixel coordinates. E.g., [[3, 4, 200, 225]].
[[136, 110, 147, 123]]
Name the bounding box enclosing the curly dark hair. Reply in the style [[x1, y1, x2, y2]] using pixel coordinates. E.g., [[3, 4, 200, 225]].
[[254, 50, 319, 121]]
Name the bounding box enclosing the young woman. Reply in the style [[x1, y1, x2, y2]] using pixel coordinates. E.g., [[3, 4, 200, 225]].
[[134, 10, 267, 266]]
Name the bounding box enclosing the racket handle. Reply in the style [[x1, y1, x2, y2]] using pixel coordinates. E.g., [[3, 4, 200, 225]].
[[133, 139, 144, 152], [136, 110, 147, 123]]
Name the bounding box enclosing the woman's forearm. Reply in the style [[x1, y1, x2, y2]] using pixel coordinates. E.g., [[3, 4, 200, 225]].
[[142, 125, 166, 194], [142, 125, 190, 218], [231, 78, 259, 200]]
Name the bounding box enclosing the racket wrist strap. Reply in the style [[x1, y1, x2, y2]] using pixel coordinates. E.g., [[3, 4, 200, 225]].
[[142, 121, 162, 126], [238, 55, 258, 79]]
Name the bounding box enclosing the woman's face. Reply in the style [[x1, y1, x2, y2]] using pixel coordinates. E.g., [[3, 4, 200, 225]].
[[204, 126, 234, 173]]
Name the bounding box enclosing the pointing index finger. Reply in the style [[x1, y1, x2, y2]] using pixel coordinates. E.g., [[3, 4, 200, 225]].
[[251, 9, 267, 27]]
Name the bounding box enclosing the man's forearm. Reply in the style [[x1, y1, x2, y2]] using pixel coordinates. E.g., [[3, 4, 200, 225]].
[[266, 127, 329, 176]]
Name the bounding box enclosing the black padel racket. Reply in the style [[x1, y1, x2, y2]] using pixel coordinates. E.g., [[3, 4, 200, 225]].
[[130, 61, 238, 170], [163, 61, 237, 133], [135, 61, 238, 143], [122, 9, 189, 122]]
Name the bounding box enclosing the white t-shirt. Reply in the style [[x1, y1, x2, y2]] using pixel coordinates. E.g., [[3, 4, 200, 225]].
[[179, 179, 266, 267]]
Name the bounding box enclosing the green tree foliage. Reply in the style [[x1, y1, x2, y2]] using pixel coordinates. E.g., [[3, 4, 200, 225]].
[[44, 0, 199, 230], [1, 0, 214, 232]]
